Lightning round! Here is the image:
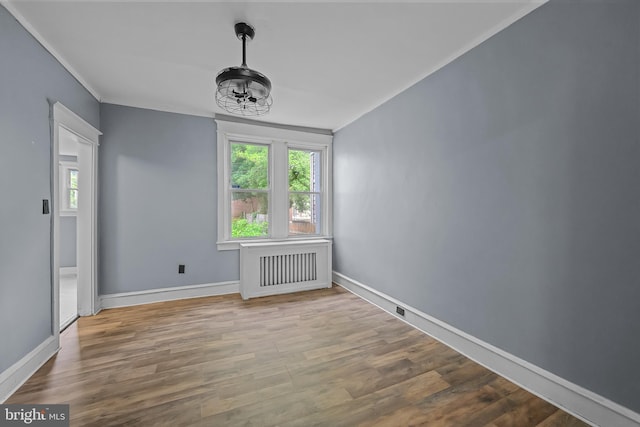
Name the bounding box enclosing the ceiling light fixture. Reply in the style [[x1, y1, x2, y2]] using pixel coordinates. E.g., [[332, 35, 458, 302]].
[[215, 22, 272, 116]]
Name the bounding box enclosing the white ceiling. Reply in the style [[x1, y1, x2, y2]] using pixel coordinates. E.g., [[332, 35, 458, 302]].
[[7, 1, 545, 131]]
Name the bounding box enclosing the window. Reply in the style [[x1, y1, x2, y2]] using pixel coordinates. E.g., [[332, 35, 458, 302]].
[[231, 142, 270, 238], [216, 119, 332, 250], [59, 161, 78, 216], [289, 148, 321, 236], [68, 169, 79, 209]]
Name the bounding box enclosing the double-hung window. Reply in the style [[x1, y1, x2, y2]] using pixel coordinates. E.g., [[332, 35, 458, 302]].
[[230, 142, 270, 238], [59, 161, 79, 216], [216, 119, 332, 250], [288, 148, 322, 235]]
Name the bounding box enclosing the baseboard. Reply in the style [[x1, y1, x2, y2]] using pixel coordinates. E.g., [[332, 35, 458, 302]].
[[333, 271, 640, 427], [99, 281, 240, 310], [0, 336, 59, 403], [59, 266, 77, 276]]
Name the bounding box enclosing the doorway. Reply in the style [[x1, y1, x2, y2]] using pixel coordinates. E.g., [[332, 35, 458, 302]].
[[58, 127, 80, 329], [52, 102, 101, 338]]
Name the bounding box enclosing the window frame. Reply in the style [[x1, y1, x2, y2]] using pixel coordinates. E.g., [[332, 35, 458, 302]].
[[59, 160, 79, 216], [287, 147, 323, 237], [216, 119, 332, 250], [229, 140, 272, 239]]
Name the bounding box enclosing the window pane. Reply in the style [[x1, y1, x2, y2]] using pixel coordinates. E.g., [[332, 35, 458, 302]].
[[289, 149, 321, 192], [69, 169, 78, 189], [231, 143, 268, 190], [231, 191, 269, 238], [69, 189, 78, 209], [289, 193, 320, 235]]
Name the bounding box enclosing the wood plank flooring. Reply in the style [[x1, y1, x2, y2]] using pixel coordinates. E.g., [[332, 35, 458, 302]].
[[7, 286, 589, 426]]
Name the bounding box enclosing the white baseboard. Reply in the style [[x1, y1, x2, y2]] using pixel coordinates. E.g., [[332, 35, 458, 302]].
[[59, 266, 77, 276], [333, 271, 640, 427], [99, 281, 240, 310], [0, 336, 59, 403]]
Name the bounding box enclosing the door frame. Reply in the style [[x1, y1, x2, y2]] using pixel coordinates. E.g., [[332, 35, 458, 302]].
[[52, 102, 101, 338]]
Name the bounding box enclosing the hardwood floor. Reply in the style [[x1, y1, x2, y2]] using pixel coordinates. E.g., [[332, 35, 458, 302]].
[[7, 286, 589, 426]]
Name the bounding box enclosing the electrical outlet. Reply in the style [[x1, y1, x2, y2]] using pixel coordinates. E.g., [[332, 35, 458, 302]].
[[178, 264, 185, 274], [396, 306, 405, 316]]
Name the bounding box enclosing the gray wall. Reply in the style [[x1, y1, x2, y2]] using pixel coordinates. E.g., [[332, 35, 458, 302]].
[[0, 5, 99, 372], [59, 217, 76, 268], [333, 0, 640, 414], [99, 103, 239, 295]]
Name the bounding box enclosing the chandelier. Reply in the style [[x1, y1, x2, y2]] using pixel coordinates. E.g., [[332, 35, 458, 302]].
[[215, 22, 272, 116]]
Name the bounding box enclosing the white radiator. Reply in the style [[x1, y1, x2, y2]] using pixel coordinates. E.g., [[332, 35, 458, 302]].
[[239, 240, 332, 300]]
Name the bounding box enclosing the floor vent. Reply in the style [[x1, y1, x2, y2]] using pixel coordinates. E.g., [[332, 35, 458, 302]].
[[240, 240, 331, 299]]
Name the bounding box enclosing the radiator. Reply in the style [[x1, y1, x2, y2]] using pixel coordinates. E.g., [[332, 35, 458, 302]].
[[239, 240, 332, 300]]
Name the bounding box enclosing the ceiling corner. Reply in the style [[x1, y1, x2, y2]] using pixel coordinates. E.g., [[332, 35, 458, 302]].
[[2, 0, 102, 102]]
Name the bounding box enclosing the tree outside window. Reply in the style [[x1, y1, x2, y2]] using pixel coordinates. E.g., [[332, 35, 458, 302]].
[[216, 119, 332, 249], [230, 143, 269, 238], [68, 169, 78, 209], [288, 149, 321, 235], [59, 161, 78, 216]]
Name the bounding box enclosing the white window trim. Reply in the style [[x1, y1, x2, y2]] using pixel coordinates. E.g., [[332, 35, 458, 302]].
[[216, 119, 333, 251], [59, 160, 78, 217]]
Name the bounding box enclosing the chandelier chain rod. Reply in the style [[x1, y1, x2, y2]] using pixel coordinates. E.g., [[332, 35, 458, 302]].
[[241, 34, 247, 67]]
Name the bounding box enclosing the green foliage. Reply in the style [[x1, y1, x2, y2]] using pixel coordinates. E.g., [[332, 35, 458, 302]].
[[69, 190, 78, 209], [288, 150, 313, 212], [288, 150, 311, 192], [230, 143, 316, 213], [231, 218, 269, 238], [69, 170, 79, 209], [69, 170, 78, 188], [231, 144, 268, 190]]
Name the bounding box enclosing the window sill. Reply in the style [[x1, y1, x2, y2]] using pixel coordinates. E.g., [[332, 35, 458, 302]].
[[60, 210, 77, 217], [217, 235, 333, 251]]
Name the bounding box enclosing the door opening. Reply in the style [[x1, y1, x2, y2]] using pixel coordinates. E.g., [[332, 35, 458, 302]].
[[52, 102, 101, 340], [58, 128, 79, 330]]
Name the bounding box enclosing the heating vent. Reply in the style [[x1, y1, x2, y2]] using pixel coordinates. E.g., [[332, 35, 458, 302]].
[[260, 252, 317, 287], [240, 240, 331, 299]]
